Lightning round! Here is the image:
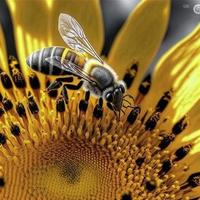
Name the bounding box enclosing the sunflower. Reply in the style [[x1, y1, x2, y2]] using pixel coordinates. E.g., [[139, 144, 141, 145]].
[[0, 0, 200, 199]]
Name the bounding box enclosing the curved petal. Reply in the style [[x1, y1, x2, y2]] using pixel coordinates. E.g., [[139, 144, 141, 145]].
[[7, 0, 104, 79], [0, 24, 8, 72], [143, 25, 200, 124], [108, 0, 170, 94]]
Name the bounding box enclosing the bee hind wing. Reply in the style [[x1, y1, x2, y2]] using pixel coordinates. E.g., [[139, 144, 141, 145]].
[[45, 56, 98, 86], [45, 56, 76, 75]]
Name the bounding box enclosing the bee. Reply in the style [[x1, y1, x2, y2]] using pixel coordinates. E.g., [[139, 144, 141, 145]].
[[26, 13, 134, 118]]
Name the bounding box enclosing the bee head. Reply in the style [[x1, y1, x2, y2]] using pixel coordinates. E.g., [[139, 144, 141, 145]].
[[104, 81, 126, 112]]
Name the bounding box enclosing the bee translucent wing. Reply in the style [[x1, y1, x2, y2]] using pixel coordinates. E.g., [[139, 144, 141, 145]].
[[59, 13, 103, 64], [45, 56, 98, 86]]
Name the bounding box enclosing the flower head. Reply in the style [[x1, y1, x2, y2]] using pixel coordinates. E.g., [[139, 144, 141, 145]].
[[0, 0, 200, 199]]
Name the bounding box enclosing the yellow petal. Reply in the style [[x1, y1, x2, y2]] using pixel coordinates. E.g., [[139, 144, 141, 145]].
[[108, 0, 170, 95], [0, 25, 8, 72], [7, 0, 104, 81], [143, 25, 200, 124]]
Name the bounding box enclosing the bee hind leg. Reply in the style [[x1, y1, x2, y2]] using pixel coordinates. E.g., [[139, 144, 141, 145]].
[[64, 80, 84, 90], [61, 85, 69, 104], [46, 77, 74, 91]]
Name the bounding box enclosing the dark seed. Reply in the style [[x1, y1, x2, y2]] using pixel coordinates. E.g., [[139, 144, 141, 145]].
[[127, 106, 141, 124], [0, 177, 5, 187], [145, 112, 160, 131], [2, 98, 13, 111], [0, 133, 6, 145], [155, 90, 172, 112], [121, 192, 132, 200], [16, 103, 26, 117], [0, 108, 5, 117], [138, 74, 151, 95], [12, 71, 26, 88], [93, 104, 103, 119], [56, 97, 65, 112], [135, 157, 145, 167], [28, 95, 39, 114], [172, 116, 187, 135], [79, 100, 88, 112], [123, 63, 138, 89], [0, 72, 13, 89], [85, 91, 90, 101], [10, 124, 20, 136], [174, 144, 191, 161], [0, 93, 3, 102], [145, 180, 156, 191], [158, 134, 175, 150], [29, 74, 40, 89], [159, 159, 172, 175], [187, 172, 200, 188]]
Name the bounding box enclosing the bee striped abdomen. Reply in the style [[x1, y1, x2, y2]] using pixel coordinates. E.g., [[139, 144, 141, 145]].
[[26, 46, 67, 75], [26, 47, 86, 76], [63, 50, 85, 68]]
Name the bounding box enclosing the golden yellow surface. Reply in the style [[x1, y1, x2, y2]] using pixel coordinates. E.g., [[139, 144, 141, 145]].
[[108, 0, 170, 96]]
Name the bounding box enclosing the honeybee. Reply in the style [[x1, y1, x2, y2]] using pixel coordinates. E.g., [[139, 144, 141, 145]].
[[26, 13, 133, 117]]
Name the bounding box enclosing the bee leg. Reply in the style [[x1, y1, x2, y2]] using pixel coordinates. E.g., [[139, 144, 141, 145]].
[[61, 85, 69, 104], [46, 80, 62, 92], [64, 80, 84, 90], [85, 91, 90, 101], [46, 77, 74, 91], [107, 102, 119, 119]]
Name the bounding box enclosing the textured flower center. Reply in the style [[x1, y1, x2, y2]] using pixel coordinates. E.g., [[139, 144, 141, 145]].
[[0, 57, 199, 200]]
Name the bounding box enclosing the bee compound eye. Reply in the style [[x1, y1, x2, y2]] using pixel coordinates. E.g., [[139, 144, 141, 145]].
[[105, 93, 113, 102], [119, 85, 125, 93]]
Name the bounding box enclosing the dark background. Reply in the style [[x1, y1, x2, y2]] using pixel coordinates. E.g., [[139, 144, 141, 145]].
[[0, 0, 200, 70]]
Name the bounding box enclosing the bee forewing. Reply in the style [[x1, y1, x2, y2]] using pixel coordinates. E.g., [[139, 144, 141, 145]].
[[58, 13, 103, 64]]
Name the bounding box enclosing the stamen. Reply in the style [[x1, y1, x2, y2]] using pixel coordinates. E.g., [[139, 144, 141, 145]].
[[0, 177, 5, 187], [29, 74, 40, 89], [28, 93, 39, 114], [123, 62, 138, 89], [0, 81, 197, 199], [144, 112, 160, 131], [16, 103, 26, 117], [155, 89, 173, 112], [0, 108, 5, 117], [126, 106, 141, 125], [135, 74, 151, 104], [2, 98, 13, 111], [121, 192, 132, 200], [173, 144, 192, 162], [11, 69, 26, 88], [172, 116, 188, 135], [0, 72, 13, 89], [158, 134, 175, 150], [0, 133, 6, 145], [56, 96, 65, 112], [93, 98, 103, 119], [10, 123, 20, 137]]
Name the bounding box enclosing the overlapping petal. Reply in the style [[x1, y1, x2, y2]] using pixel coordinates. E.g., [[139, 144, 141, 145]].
[[143, 25, 200, 124], [0, 25, 8, 72], [108, 0, 170, 94]]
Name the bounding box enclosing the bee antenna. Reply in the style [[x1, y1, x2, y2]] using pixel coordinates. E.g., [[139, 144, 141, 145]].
[[123, 93, 135, 103]]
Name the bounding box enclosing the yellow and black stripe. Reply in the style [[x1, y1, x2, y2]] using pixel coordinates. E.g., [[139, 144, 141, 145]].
[[26, 47, 86, 76]]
